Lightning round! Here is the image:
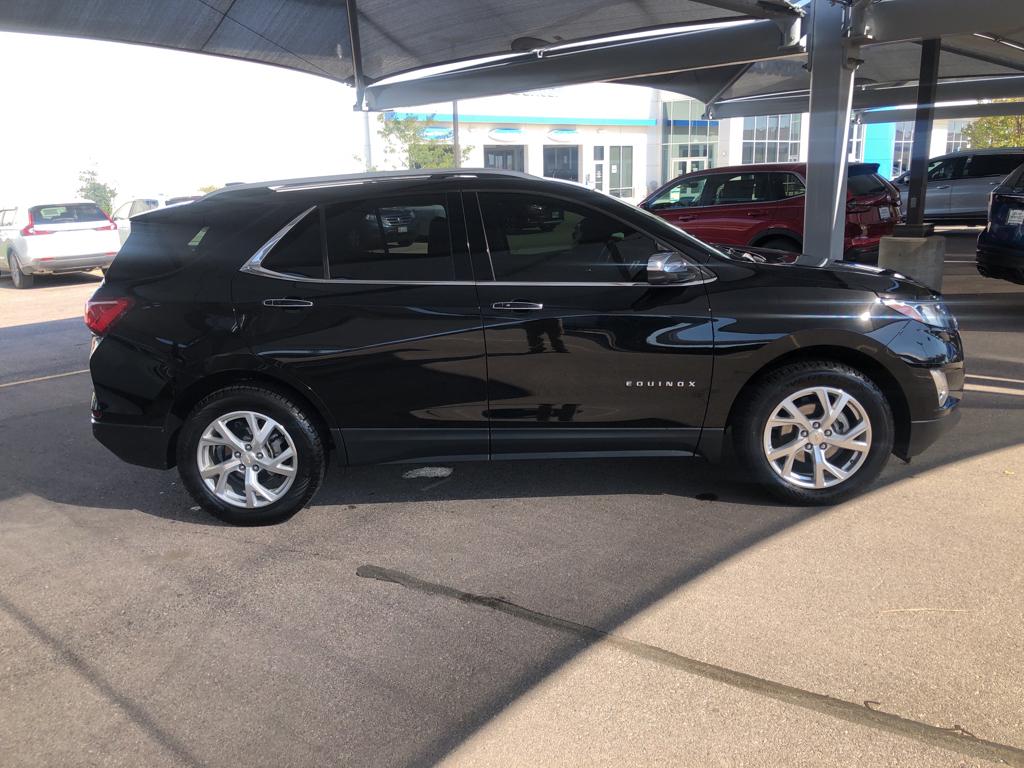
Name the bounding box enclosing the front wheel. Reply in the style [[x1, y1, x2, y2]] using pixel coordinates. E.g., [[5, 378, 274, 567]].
[[734, 361, 894, 505], [177, 385, 326, 525]]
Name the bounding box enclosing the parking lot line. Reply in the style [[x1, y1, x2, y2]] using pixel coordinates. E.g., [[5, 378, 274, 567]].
[[965, 383, 1024, 397], [0, 369, 89, 389], [966, 373, 1024, 385]]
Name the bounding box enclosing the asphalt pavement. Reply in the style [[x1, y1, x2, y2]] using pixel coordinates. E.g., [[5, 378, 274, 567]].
[[1, 235, 1022, 767]]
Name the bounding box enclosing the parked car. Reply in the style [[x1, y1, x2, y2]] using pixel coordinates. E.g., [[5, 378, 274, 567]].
[[892, 148, 1024, 224], [86, 170, 963, 525], [640, 163, 899, 262], [0, 201, 120, 288], [976, 160, 1024, 284], [112, 195, 202, 244]]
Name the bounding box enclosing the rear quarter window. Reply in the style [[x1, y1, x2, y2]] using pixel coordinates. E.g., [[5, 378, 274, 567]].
[[106, 202, 292, 282]]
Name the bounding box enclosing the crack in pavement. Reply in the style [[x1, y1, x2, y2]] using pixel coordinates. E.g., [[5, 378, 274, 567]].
[[356, 564, 1024, 767]]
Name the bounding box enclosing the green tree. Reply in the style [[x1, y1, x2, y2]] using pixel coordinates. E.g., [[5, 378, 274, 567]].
[[77, 168, 117, 214], [963, 105, 1024, 149], [377, 113, 471, 169], [198, 184, 220, 194]]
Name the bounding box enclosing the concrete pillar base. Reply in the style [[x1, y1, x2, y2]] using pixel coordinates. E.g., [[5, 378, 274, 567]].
[[878, 235, 946, 292]]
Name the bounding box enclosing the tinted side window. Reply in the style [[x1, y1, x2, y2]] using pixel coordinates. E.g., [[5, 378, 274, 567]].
[[650, 177, 707, 209], [963, 154, 1024, 179], [772, 172, 805, 199], [479, 192, 660, 283], [927, 158, 961, 181], [261, 209, 325, 279], [703, 173, 773, 205], [325, 195, 453, 282]]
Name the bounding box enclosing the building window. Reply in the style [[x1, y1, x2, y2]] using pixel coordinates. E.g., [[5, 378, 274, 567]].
[[741, 114, 802, 164], [661, 99, 719, 184], [848, 122, 865, 162], [946, 119, 971, 153], [543, 145, 580, 181], [609, 146, 634, 199], [893, 121, 914, 177], [484, 145, 525, 172]]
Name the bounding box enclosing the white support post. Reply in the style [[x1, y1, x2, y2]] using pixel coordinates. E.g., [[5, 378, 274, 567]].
[[801, 0, 857, 264]]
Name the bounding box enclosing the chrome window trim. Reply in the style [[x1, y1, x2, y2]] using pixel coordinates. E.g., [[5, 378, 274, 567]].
[[240, 201, 717, 288]]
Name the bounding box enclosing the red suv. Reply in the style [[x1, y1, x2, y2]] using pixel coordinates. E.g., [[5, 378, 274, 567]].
[[639, 163, 900, 262]]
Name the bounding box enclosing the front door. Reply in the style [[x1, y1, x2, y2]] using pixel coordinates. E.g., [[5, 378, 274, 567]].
[[469, 190, 714, 457], [234, 191, 488, 465]]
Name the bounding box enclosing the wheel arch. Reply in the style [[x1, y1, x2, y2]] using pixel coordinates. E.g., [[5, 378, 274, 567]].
[[749, 229, 803, 250], [167, 368, 343, 467], [719, 344, 911, 459]]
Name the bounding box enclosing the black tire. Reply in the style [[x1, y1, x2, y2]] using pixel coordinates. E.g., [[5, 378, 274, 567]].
[[756, 236, 801, 253], [8, 253, 34, 289], [176, 385, 326, 525], [733, 361, 894, 506]]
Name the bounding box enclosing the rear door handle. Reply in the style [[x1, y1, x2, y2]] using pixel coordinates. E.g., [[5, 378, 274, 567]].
[[492, 301, 544, 311], [934, 185, 951, 190], [746, 209, 767, 216], [262, 298, 314, 308]]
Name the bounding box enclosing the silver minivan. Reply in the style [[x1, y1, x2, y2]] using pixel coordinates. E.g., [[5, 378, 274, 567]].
[[893, 148, 1024, 223]]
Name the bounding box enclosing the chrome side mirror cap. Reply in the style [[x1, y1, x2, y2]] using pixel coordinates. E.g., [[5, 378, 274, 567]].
[[647, 251, 694, 285]]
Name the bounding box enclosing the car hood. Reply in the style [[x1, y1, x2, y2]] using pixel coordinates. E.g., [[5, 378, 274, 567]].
[[712, 244, 937, 299]]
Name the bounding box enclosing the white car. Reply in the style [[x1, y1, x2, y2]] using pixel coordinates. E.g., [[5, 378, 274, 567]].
[[112, 195, 202, 244], [0, 201, 121, 289]]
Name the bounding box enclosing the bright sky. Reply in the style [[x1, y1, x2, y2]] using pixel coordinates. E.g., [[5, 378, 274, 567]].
[[1, 31, 365, 204]]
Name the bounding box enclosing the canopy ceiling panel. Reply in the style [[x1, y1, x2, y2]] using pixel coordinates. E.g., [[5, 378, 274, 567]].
[[0, 0, 757, 84]]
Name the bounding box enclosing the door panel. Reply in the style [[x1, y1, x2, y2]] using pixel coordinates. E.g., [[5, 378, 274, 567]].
[[473, 191, 714, 457], [234, 194, 489, 464]]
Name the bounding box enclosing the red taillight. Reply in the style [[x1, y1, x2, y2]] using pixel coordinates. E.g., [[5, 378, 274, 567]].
[[94, 212, 117, 231], [85, 296, 134, 335], [20, 212, 53, 236]]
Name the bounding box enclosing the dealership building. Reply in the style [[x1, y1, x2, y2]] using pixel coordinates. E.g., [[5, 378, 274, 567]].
[[373, 83, 973, 204]]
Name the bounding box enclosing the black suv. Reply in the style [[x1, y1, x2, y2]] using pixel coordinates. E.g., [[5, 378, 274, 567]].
[[87, 170, 964, 524]]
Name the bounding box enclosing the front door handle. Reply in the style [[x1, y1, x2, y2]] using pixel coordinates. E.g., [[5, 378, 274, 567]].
[[263, 298, 314, 308], [745, 209, 767, 216], [934, 185, 951, 190], [492, 301, 544, 311]]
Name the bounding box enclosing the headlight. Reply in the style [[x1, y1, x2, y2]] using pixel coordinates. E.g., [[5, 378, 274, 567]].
[[880, 298, 958, 330]]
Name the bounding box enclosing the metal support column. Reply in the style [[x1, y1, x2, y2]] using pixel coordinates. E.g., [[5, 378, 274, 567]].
[[346, 0, 366, 111], [452, 100, 461, 168], [897, 38, 941, 237], [801, 0, 857, 264]]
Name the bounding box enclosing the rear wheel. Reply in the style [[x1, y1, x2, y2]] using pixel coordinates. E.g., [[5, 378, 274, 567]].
[[177, 385, 326, 525], [8, 253, 34, 289], [757, 236, 801, 253], [734, 361, 894, 505]]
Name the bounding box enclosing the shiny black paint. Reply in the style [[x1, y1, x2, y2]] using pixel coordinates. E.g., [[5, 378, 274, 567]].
[[89, 170, 963, 472]]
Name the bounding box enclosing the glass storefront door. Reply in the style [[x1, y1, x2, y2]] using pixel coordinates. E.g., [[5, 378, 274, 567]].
[[544, 145, 580, 181]]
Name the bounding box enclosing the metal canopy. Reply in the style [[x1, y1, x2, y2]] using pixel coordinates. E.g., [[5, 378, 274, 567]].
[[0, 0, 776, 88]]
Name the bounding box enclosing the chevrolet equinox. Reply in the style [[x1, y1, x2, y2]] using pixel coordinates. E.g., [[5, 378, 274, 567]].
[[86, 170, 963, 525]]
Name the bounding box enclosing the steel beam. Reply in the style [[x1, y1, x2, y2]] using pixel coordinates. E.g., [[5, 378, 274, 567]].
[[899, 38, 940, 236], [365, 19, 798, 110], [710, 74, 1024, 118], [801, 0, 856, 265], [345, 0, 366, 110], [859, 99, 1024, 124]]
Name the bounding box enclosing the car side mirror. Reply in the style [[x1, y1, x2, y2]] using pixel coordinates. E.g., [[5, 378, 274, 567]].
[[647, 252, 694, 285]]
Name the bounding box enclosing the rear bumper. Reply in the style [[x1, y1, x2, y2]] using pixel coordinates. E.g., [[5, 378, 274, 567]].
[[92, 419, 175, 470], [23, 253, 116, 274], [976, 239, 1024, 284]]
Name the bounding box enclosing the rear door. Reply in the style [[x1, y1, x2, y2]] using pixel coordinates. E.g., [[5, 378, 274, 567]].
[[643, 174, 709, 233], [952, 153, 1024, 218], [234, 191, 489, 464], [470, 189, 714, 457], [686, 171, 780, 246]]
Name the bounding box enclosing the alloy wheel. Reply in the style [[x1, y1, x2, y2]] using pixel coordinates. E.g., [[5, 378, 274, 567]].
[[196, 410, 298, 508], [761, 386, 872, 490]]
